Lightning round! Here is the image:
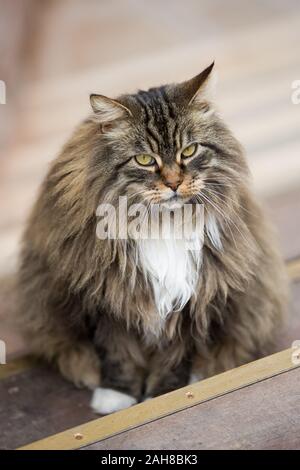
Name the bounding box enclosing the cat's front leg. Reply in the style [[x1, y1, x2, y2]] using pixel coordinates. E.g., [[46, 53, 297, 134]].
[[91, 319, 146, 414], [91, 353, 142, 415], [144, 353, 191, 399]]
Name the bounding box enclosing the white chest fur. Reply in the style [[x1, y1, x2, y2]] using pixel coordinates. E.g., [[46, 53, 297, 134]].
[[135, 213, 221, 322], [136, 234, 203, 321]]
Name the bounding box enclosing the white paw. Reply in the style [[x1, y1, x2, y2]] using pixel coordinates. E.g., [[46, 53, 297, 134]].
[[91, 387, 137, 415]]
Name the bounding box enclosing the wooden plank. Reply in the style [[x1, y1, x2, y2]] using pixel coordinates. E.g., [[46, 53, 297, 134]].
[[19, 348, 299, 450], [0, 365, 94, 450], [0, 355, 33, 380], [84, 367, 300, 450]]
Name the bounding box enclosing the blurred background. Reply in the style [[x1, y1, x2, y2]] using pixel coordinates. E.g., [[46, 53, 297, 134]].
[[0, 0, 300, 357]]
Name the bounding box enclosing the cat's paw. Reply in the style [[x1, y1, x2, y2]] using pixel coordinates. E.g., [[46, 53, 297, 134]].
[[91, 387, 137, 415]]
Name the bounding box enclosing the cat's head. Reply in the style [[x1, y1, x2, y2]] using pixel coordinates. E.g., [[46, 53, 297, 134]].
[[89, 63, 248, 212]]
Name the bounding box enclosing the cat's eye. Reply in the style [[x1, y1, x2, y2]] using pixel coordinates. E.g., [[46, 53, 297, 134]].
[[181, 143, 198, 159], [135, 154, 156, 166]]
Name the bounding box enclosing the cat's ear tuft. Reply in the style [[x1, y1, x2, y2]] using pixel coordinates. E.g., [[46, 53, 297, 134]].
[[179, 62, 216, 106], [90, 94, 132, 122]]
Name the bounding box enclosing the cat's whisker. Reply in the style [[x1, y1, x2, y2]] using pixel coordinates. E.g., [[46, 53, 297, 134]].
[[127, 189, 148, 201], [203, 187, 249, 231], [195, 192, 238, 249], [202, 188, 254, 251], [205, 185, 254, 217], [203, 180, 233, 188]]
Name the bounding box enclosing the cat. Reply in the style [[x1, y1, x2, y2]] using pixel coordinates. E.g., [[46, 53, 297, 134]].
[[17, 63, 287, 414]]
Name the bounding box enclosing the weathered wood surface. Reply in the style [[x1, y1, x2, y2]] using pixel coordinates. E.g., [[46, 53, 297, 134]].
[[84, 367, 300, 450], [0, 366, 94, 450], [19, 348, 299, 450]]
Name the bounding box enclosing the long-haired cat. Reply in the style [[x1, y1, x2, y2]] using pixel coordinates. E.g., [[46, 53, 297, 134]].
[[18, 63, 287, 414]]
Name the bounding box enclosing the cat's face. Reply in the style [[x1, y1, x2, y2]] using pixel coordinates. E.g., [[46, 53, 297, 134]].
[[90, 64, 247, 212]]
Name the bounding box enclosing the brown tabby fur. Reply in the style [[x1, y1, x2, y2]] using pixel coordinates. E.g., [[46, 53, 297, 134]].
[[17, 64, 287, 400]]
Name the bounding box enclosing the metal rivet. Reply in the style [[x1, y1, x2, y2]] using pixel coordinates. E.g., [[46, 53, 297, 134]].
[[186, 391, 194, 398], [74, 433, 83, 440]]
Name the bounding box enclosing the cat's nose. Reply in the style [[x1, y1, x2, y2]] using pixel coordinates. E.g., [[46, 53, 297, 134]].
[[165, 180, 182, 192], [162, 165, 183, 192]]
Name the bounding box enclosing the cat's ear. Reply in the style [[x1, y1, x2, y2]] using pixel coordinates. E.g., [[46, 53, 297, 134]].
[[179, 62, 215, 106], [90, 94, 132, 122]]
